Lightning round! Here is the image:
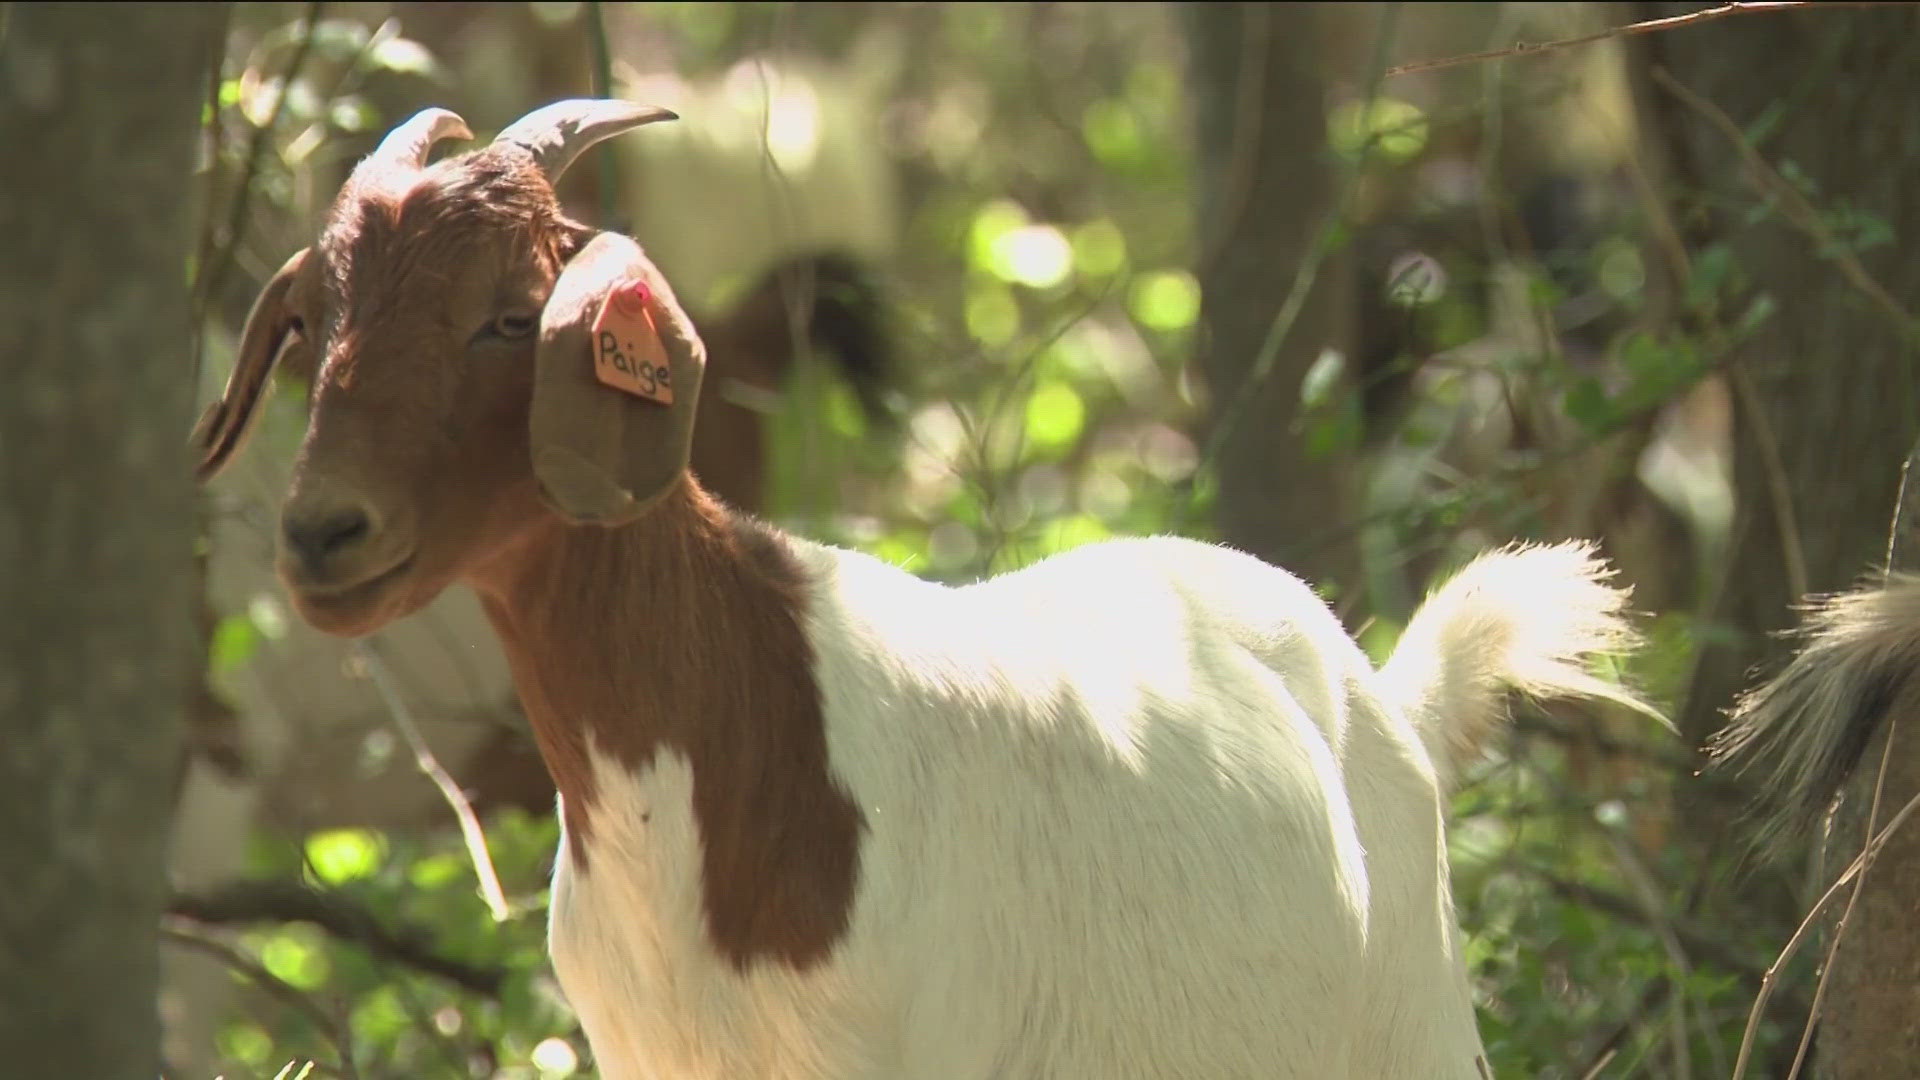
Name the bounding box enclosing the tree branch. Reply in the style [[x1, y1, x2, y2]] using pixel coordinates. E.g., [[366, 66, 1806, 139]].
[[168, 881, 507, 997], [160, 919, 358, 1080], [1527, 866, 1774, 986], [1386, 3, 1885, 81], [1650, 64, 1920, 342], [352, 639, 514, 923]]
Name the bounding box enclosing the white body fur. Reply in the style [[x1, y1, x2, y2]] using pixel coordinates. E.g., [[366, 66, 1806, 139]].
[[547, 536, 1644, 1079]]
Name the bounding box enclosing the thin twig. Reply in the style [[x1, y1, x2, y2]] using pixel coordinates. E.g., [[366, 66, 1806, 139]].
[[1774, 442, 1920, 1074], [1529, 867, 1771, 984], [392, 970, 483, 1075], [1386, 2, 1877, 81], [169, 880, 507, 996], [188, 2, 236, 393], [1728, 362, 1809, 602], [1730, 783, 1920, 1079], [193, 0, 325, 375], [1787, 717, 1897, 1078], [353, 640, 513, 922], [584, 1, 620, 227], [1651, 65, 1920, 342], [1577, 1047, 1619, 1080], [1729, 428, 1920, 1077], [160, 919, 359, 1080]]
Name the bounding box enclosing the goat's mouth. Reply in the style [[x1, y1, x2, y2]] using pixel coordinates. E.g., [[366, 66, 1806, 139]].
[[290, 552, 416, 623]]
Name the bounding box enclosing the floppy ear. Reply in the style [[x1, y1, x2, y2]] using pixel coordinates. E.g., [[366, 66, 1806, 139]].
[[191, 247, 313, 481], [531, 231, 707, 525]]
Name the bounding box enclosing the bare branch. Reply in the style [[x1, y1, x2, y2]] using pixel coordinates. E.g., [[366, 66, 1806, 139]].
[[160, 918, 359, 1080], [1651, 65, 1920, 341], [169, 880, 507, 997], [1386, 3, 1891, 81], [1729, 362, 1810, 602], [1730, 780, 1920, 1079], [352, 639, 514, 923], [1527, 867, 1770, 984]]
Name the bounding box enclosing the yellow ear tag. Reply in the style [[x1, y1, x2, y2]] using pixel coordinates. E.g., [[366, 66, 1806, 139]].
[[591, 278, 674, 406]]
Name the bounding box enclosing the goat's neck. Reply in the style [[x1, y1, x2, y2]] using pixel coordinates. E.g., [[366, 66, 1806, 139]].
[[470, 477, 863, 966], [468, 478, 823, 854]]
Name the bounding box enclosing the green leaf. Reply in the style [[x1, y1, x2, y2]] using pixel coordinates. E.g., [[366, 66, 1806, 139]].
[[1735, 292, 1777, 337], [1082, 99, 1145, 170], [218, 1023, 273, 1067], [1357, 616, 1403, 667], [1299, 348, 1346, 410], [209, 614, 260, 673], [304, 828, 386, 885], [1128, 270, 1200, 332], [1038, 514, 1110, 557], [1327, 97, 1429, 164], [968, 200, 1028, 274], [1687, 243, 1734, 311], [1562, 377, 1614, 432], [964, 283, 1019, 347], [1024, 382, 1085, 452], [1071, 219, 1127, 280], [257, 928, 330, 990], [408, 851, 465, 890]]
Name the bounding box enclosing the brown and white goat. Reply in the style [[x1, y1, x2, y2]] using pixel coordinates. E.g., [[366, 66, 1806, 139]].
[[194, 100, 1656, 1079]]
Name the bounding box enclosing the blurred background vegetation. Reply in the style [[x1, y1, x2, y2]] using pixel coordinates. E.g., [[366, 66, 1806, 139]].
[[11, 2, 1920, 1077]]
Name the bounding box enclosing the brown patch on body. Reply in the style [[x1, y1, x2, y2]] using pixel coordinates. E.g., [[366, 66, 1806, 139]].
[[471, 477, 865, 970]]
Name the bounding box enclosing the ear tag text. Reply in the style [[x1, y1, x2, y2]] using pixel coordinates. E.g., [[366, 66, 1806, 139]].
[[591, 279, 674, 406]]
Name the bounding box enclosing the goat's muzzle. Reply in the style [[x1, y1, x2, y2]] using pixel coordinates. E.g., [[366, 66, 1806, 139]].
[[277, 489, 415, 627]]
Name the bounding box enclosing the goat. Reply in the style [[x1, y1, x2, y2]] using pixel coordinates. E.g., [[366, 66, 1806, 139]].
[[192, 99, 1656, 1079], [1713, 573, 1920, 841]]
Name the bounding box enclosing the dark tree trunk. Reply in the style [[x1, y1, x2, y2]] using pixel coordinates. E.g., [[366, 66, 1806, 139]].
[[1185, 2, 1360, 597], [0, 4, 224, 1075], [1630, 6, 1920, 1076]]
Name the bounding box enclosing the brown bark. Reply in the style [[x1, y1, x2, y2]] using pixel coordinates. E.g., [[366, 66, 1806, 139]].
[[1185, 2, 1360, 596], [0, 3, 225, 1076], [1629, 6, 1920, 1076]]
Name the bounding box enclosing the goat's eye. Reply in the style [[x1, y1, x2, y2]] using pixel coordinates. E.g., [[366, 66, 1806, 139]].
[[482, 312, 538, 341]]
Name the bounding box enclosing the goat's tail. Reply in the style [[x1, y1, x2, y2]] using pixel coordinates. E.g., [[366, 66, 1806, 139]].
[[1378, 542, 1660, 793], [1710, 573, 1920, 841]]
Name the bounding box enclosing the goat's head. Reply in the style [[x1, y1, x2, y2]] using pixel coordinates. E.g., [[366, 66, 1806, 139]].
[[192, 100, 705, 635]]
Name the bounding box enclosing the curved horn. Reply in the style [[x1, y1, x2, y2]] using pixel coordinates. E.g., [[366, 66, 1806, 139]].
[[360, 107, 473, 175], [494, 99, 677, 183]]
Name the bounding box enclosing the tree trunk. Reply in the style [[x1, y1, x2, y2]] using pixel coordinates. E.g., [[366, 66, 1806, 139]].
[[1630, 6, 1920, 1076], [1185, 2, 1360, 597], [0, 4, 224, 1076]]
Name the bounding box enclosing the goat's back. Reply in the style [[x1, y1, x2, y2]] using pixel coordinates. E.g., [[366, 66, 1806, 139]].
[[781, 536, 1484, 1078]]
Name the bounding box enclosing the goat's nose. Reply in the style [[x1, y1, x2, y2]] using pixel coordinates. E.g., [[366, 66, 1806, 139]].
[[283, 506, 372, 570]]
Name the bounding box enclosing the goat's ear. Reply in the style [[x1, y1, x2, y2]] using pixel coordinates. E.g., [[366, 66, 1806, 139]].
[[191, 247, 313, 481], [531, 231, 706, 525]]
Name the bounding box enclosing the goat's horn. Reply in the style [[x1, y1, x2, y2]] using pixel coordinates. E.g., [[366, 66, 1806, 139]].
[[364, 107, 473, 172], [494, 99, 677, 183]]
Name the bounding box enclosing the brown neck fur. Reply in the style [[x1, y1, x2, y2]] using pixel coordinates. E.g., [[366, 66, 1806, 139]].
[[467, 476, 863, 970]]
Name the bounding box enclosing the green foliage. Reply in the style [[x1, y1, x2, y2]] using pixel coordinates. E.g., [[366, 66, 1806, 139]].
[[208, 810, 574, 1079]]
